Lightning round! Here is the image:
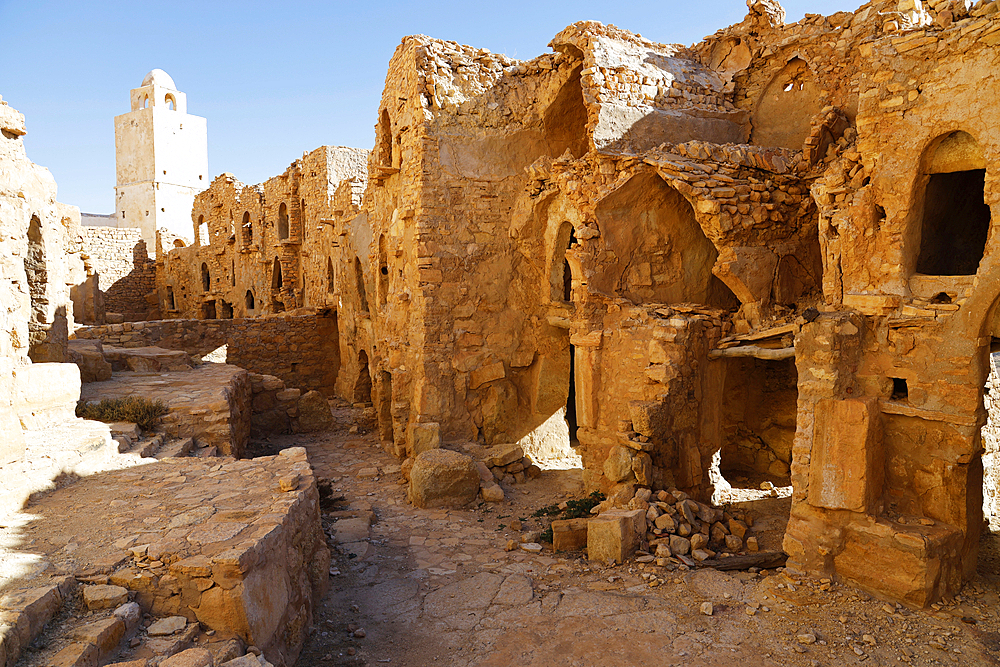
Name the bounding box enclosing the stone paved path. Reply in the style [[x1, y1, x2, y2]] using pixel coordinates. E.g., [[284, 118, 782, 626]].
[[279, 405, 1000, 667]]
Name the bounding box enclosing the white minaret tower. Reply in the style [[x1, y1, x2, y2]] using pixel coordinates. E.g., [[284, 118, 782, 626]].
[[114, 69, 208, 254]]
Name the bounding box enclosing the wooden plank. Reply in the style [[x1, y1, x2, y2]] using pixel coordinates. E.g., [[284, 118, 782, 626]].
[[696, 551, 787, 571]]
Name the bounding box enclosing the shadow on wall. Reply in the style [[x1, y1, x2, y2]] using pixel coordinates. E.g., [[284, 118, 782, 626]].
[[103, 240, 157, 321]]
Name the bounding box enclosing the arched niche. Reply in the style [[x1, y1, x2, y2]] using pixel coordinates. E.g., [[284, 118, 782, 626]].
[[201, 262, 211, 292], [751, 57, 822, 150], [245, 290, 255, 311], [593, 171, 738, 308], [271, 258, 283, 290], [377, 234, 389, 307], [914, 131, 990, 276], [355, 256, 369, 314], [277, 203, 289, 241], [377, 109, 393, 168], [354, 350, 373, 403]]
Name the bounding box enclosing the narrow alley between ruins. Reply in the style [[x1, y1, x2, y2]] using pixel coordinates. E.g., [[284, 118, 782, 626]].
[[290, 404, 1000, 667]]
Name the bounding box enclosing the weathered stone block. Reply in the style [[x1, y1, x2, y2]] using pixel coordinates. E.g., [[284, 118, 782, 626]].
[[470, 361, 505, 389], [408, 449, 480, 509], [295, 391, 332, 432], [627, 400, 667, 439], [82, 584, 129, 611], [408, 422, 440, 456], [587, 509, 644, 564], [808, 397, 883, 512], [484, 443, 523, 467], [603, 445, 635, 483], [551, 517, 589, 551]]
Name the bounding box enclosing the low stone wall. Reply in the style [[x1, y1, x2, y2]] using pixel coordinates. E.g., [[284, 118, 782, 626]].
[[80, 364, 251, 457], [74, 312, 340, 396], [0, 448, 329, 667], [249, 373, 332, 436]]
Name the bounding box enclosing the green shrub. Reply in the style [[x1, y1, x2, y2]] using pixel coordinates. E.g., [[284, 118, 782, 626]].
[[76, 396, 168, 431]]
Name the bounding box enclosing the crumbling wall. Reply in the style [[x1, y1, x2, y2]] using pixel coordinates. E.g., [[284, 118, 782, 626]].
[[73, 312, 340, 395], [0, 96, 89, 463], [157, 146, 368, 321], [80, 227, 157, 320]]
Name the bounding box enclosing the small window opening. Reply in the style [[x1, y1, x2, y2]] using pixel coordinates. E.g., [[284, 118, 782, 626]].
[[166, 286, 176, 310], [327, 257, 336, 293], [197, 215, 208, 246], [201, 262, 211, 292], [245, 290, 255, 310], [165, 94, 176, 110], [931, 292, 952, 304], [891, 377, 909, 401], [231, 259, 236, 286], [241, 211, 252, 245]]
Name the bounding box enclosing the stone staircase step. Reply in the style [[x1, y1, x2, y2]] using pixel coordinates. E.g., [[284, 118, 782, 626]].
[[153, 437, 194, 460], [131, 435, 164, 458]]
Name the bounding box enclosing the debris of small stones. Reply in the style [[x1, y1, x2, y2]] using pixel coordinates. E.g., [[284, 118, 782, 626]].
[[357, 467, 379, 479], [797, 633, 817, 645], [505, 539, 517, 551], [520, 542, 543, 553], [509, 519, 522, 531], [347, 647, 356, 656], [700, 601, 714, 616], [353, 628, 367, 638], [246, 646, 262, 656], [279, 475, 300, 492]]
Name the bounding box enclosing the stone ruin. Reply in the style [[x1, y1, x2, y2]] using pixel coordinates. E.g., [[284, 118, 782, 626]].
[[5, 1, 1000, 664]]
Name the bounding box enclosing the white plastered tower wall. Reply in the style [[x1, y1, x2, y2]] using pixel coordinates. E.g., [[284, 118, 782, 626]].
[[113, 69, 208, 255]]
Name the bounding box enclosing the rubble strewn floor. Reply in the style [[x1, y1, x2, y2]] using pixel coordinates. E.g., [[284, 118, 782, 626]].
[[280, 406, 1000, 667]]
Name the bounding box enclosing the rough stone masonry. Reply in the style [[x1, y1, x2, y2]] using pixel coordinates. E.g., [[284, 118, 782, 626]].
[[9, 0, 1000, 619]]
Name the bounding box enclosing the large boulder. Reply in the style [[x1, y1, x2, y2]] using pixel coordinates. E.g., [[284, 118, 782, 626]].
[[408, 449, 480, 509], [296, 391, 332, 432]]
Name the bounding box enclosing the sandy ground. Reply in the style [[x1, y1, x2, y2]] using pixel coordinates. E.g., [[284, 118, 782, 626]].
[[253, 405, 1000, 667]]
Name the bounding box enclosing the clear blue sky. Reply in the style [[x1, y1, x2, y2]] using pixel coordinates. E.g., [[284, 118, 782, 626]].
[[3, 0, 858, 214]]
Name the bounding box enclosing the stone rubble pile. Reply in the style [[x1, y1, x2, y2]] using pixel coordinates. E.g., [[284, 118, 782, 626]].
[[556, 485, 760, 567]]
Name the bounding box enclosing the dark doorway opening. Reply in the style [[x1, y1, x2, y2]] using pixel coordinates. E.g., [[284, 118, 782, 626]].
[[354, 351, 373, 404], [201, 300, 217, 320], [917, 169, 990, 275], [566, 344, 579, 443]]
